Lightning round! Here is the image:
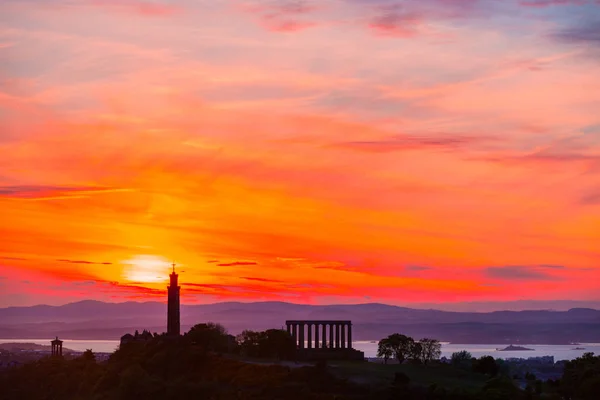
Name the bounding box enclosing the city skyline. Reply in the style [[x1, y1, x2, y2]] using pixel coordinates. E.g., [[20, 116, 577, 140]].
[[1, 0, 599, 308]]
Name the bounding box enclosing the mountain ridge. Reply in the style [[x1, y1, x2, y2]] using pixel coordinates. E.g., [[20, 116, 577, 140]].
[[1, 300, 599, 344], [6, 299, 598, 313]]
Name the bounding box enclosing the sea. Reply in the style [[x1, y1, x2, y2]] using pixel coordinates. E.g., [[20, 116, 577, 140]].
[[353, 342, 600, 361], [2, 339, 599, 361]]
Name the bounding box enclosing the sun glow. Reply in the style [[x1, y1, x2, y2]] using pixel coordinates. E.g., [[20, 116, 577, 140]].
[[123, 255, 171, 283]]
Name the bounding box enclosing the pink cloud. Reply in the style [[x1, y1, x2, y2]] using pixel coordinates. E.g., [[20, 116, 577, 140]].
[[368, 12, 422, 38], [239, 0, 321, 32], [519, 0, 588, 7], [89, 0, 181, 16]]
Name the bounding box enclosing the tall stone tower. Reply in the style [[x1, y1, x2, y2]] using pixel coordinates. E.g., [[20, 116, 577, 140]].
[[167, 263, 181, 336]]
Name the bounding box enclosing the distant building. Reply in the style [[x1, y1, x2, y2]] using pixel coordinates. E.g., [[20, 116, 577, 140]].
[[120, 330, 154, 346], [167, 263, 181, 336]]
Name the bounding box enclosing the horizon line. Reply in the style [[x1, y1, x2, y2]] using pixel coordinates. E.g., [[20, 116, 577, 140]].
[[2, 299, 599, 313]]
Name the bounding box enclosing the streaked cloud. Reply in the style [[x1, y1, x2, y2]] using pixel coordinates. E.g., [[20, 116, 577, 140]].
[[241, 0, 319, 32], [331, 134, 493, 153], [90, 0, 182, 17], [552, 19, 600, 46], [485, 265, 564, 281], [242, 276, 285, 283], [57, 259, 113, 265], [217, 261, 258, 267], [520, 0, 592, 8], [0, 185, 132, 200], [405, 266, 433, 272]]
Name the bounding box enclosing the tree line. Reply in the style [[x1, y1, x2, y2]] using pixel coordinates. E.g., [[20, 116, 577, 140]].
[[183, 322, 297, 360]]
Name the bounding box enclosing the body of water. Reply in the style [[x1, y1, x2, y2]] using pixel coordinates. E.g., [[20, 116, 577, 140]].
[[0, 339, 120, 353], [354, 341, 600, 361], [2, 339, 598, 361]]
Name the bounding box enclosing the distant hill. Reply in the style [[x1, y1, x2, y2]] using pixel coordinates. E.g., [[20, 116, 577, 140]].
[[1, 301, 599, 344], [0, 342, 75, 353]]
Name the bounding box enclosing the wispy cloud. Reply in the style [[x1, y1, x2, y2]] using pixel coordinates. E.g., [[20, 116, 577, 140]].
[[477, 151, 600, 165], [580, 188, 600, 205], [552, 19, 600, 48], [0, 185, 132, 201], [485, 265, 564, 281], [242, 276, 284, 283], [331, 134, 492, 153], [241, 0, 319, 32], [0, 256, 28, 261], [368, 10, 421, 38], [539, 264, 566, 269], [57, 259, 113, 265], [520, 0, 591, 8], [405, 265, 433, 272], [216, 261, 258, 267], [89, 0, 181, 17]]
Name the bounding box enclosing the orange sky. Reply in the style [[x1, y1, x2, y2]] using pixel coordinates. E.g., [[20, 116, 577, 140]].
[[1, 0, 599, 308]]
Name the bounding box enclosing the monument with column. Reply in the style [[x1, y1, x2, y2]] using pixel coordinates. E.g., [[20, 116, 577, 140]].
[[167, 263, 181, 336], [285, 320, 364, 361], [51, 337, 63, 357]]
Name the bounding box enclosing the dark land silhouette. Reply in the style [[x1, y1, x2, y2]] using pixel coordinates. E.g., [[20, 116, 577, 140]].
[[2, 322, 599, 400], [2, 300, 599, 344]]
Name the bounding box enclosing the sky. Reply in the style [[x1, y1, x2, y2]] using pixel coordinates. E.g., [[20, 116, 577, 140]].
[[0, 0, 599, 309]]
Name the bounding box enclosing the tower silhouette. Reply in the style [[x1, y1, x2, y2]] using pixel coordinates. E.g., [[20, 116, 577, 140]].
[[167, 263, 180, 336]]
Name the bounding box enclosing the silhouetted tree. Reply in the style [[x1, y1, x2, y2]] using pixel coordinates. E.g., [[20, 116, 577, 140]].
[[418, 338, 441, 364], [237, 329, 295, 360], [237, 330, 263, 357], [451, 350, 473, 367], [561, 352, 600, 400], [185, 322, 230, 353], [263, 329, 296, 360], [80, 349, 96, 363], [377, 338, 393, 364], [473, 355, 499, 376], [377, 333, 414, 363], [409, 341, 423, 364], [481, 376, 521, 400]]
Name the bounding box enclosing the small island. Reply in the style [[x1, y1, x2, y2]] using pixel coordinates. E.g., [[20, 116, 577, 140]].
[[497, 345, 534, 351]]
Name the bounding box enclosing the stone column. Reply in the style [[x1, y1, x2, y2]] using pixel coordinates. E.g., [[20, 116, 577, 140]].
[[307, 323, 313, 349], [322, 324, 327, 348], [292, 324, 298, 347], [314, 323, 320, 348], [329, 323, 334, 348], [347, 323, 352, 349], [299, 323, 305, 349], [336, 324, 341, 348], [341, 324, 346, 349]]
